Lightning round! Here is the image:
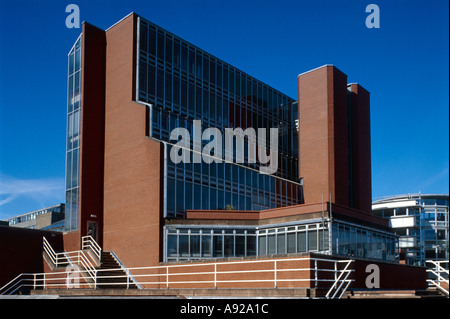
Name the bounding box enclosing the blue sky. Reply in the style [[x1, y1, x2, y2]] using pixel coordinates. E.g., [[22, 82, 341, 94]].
[[0, 0, 448, 220]]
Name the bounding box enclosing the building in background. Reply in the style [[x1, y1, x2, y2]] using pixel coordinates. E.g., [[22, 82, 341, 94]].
[[2, 204, 65, 231], [372, 194, 449, 266]]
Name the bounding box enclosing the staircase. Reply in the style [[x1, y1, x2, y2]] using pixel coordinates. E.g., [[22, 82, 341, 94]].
[[96, 252, 138, 289]]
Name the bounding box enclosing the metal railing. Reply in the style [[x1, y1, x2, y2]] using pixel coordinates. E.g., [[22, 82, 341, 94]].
[[108, 251, 143, 289], [1, 237, 103, 295], [42, 236, 68, 268], [0, 273, 35, 295], [81, 236, 102, 263], [324, 259, 354, 299], [43, 236, 98, 287], [426, 260, 449, 296], [1, 256, 354, 298]]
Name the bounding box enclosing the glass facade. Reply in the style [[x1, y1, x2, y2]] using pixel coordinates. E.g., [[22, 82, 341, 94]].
[[165, 226, 257, 261], [136, 17, 302, 217], [373, 195, 449, 266], [331, 221, 397, 262], [258, 222, 329, 255], [165, 147, 302, 216], [65, 36, 82, 231], [165, 220, 397, 262]]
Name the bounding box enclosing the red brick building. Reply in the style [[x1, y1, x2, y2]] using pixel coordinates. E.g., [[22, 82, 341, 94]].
[[0, 13, 429, 296]]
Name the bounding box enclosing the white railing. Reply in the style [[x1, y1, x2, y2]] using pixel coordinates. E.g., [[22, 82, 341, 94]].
[[324, 259, 354, 299], [43, 236, 68, 268], [108, 251, 143, 289], [1, 256, 354, 298], [0, 269, 98, 295], [426, 260, 449, 296], [0, 273, 34, 295], [94, 257, 354, 294], [42, 236, 99, 287], [1, 236, 102, 295], [81, 236, 102, 262]]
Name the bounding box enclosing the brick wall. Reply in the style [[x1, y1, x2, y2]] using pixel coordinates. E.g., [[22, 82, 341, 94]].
[[129, 254, 427, 291], [102, 13, 164, 268], [298, 65, 350, 207], [0, 226, 63, 287]]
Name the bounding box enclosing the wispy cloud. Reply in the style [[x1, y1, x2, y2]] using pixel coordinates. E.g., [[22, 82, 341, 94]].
[[417, 166, 449, 192], [0, 173, 65, 217]]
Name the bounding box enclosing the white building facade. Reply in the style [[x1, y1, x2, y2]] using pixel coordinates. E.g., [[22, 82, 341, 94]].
[[372, 194, 448, 266]]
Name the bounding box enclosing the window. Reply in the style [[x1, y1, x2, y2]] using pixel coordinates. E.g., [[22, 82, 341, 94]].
[[297, 230, 307, 252], [202, 230, 212, 258], [332, 221, 397, 261], [148, 27, 156, 56], [157, 32, 164, 60], [185, 182, 192, 210], [287, 232, 296, 253], [179, 233, 189, 257], [277, 232, 286, 254], [165, 71, 172, 102], [167, 178, 175, 214], [267, 232, 276, 255], [190, 231, 200, 258], [319, 229, 329, 251], [213, 233, 223, 257], [258, 235, 266, 256], [224, 232, 234, 257], [75, 48, 81, 70], [167, 234, 177, 258], [165, 37, 172, 64], [235, 233, 245, 257], [247, 234, 256, 256], [157, 69, 164, 100], [308, 228, 318, 251]]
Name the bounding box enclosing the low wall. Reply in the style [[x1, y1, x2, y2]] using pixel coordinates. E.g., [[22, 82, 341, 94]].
[[134, 253, 428, 291], [0, 226, 63, 288], [309, 253, 428, 290]]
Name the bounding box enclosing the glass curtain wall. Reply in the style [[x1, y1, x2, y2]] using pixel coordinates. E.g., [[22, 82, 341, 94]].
[[166, 227, 257, 261], [331, 221, 397, 262], [136, 17, 302, 217], [257, 223, 329, 255], [165, 147, 302, 216], [372, 196, 449, 265], [419, 200, 449, 262], [65, 35, 82, 231], [166, 221, 397, 262], [165, 221, 330, 262]]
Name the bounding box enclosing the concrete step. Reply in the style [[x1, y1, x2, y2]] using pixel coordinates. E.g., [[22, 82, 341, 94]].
[[344, 289, 446, 299], [96, 251, 138, 289]]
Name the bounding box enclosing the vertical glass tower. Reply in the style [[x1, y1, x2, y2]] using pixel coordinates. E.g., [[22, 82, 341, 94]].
[[65, 36, 82, 231]]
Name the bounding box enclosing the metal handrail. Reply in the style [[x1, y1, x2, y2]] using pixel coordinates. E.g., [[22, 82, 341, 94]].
[[1, 237, 103, 295], [325, 260, 354, 299], [1, 256, 355, 298], [41, 237, 98, 288], [81, 236, 102, 262], [43, 237, 60, 267], [109, 251, 142, 289], [426, 260, 449, 296], [0, 274, 32, 295]]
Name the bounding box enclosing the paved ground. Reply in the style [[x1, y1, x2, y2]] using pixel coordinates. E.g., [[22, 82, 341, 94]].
[[0, 294, 181, 299]]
